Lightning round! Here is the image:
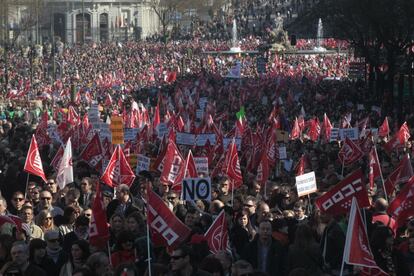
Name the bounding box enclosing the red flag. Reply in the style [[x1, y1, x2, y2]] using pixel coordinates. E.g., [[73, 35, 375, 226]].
[[160, 140, 185, 191], [290, 117, 301, 140], [222, 141, 243, 190], [256, 151, 270, 185], [344, 197, 384, 270], [338, 138, 364, 166], [384, 154, 413, 195], [101, 145, 136, 187], [153, 104, 160, 130], [388, 176, 414, 228], [295, 154, 310, 176], [383, 122, 410, 153], [204, 210, 230, 254], [322, 113, 333, 142], [315, 169, 370, 215], [50, 145, 64, 172], [89, 184, 110, 249], [378, 117, 390, 137], [307, 118, 320, 142], [265, 129, 278, 167], [147, 189, 191, 249], [35, 112, 51, 147], [368, 147, 381, 189], [80, 133, 103, 172], [184, 150, 198, 178], [67, 106, 80, 125], [24, 135, 47, 183]]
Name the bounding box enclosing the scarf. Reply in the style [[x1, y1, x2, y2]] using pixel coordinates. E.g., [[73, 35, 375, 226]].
[[46, 246, 62, 263]]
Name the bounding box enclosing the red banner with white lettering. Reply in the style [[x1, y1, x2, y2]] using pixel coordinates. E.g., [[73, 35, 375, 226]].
[[101, 145, 135, 187], [338, 138, 364, 166], [24, 135, 47, 183], [388, 177, 414, 228], [315, 169, 370, 215], [147, 189, 191, 250], [344, 197, 382, 270], [89, 184, 110, 249]]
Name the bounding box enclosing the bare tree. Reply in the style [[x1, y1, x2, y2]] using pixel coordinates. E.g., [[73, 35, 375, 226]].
[[149, 0, 226, 42]]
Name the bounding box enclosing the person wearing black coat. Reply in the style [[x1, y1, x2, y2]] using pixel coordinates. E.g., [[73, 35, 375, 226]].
[[106, 184, 141, 220], [241, 220, 286, 275]]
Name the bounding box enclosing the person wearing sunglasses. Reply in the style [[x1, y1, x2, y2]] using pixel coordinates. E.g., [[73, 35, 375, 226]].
[[9, 191, 25, 216], [170, 245, 210, 276], [35, 210, 58, 234], [35, 190, 63, 217], [44, 230, 68, 276]]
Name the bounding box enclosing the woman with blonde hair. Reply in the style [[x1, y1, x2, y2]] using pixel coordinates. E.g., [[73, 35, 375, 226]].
[[36, 210, 58, 233]]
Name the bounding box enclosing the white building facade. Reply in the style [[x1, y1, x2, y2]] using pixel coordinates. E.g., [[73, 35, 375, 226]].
[[43, 0, 160, 44]]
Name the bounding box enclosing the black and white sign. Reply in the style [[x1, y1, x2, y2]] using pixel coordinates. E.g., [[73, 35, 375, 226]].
[[295, 171, 317, 197], [182, 177, 211, 201]]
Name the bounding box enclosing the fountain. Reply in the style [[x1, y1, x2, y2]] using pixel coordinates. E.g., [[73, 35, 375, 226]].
[[230, 19, 242, 53], [313, 18, 326, 52]]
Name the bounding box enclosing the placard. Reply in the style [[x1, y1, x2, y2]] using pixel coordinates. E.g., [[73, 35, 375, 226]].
[[278, 146, 287, 160], [194, 157, 209, 175], [136, 154, 151, 174], [110, 116, 124, 144], [199, 97, 208, 110], [339, 128, 359, 141], [295, 171, 317, 197], [157, 123, 168, 139], [176, 132, 196, 146], [196, 133, 216, 146], [182, 177, 211, 201], [196, 109, 204, 120], [124, 128, 139, 142], [330, 128, 340, 142], [128, 154, 137, 170], [276, 130, 289, 143]]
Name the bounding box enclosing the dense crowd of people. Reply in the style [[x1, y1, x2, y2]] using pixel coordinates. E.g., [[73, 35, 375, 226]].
[[0, 34, 413, 276]]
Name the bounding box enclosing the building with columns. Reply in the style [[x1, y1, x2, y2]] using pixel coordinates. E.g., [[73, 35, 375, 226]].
[[42, 0, 160, 44]]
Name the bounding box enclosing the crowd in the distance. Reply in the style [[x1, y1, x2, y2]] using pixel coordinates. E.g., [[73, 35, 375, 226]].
[[0, 35, 413, 276]]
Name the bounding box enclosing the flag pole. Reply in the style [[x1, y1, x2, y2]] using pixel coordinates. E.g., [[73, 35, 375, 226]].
[[24, 173, 30, 200], [227, 140, 235, 207], [374, 145, 388, 202], [146, 217, 152, 276], [145, 183, 152, 276]]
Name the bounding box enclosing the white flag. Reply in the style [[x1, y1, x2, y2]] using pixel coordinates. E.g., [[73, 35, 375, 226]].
[[57, 138, 74, 189]]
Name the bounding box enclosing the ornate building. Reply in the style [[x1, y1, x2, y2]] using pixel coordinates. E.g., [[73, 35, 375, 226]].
[[43, 0, 160, 43]]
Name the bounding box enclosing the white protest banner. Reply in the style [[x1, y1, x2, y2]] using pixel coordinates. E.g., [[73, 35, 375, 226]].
[[339, 128, 359, 141], [295, 171, 317, 197], [223, 138, 241, 151], [196, 133, 216, 146], [176, 132, 196, 146], [157, 123, 168, 139], [136, 154, 151, 174], [330, 128, 340, 142], [182, 177, 211, 201], [194, 157, 209, 175], [124, 128, 139, 142], [99, 123, 112, 141], [279, 146, 287, 160]]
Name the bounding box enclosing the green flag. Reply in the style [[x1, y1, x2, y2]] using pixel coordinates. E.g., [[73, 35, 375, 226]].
[[236, 106, 245, 120]]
